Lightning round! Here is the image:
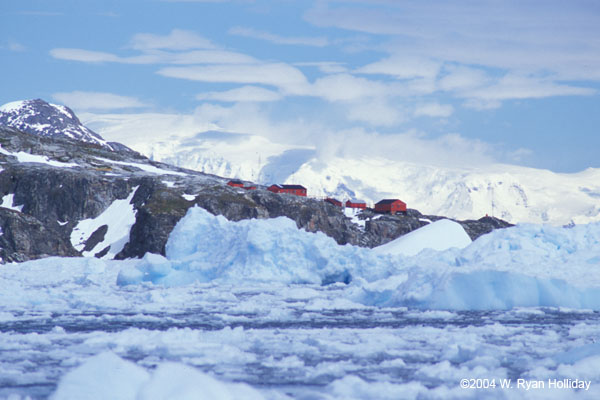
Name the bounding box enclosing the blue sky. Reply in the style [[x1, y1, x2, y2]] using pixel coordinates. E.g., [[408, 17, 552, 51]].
[[1, 0, 599, 172]]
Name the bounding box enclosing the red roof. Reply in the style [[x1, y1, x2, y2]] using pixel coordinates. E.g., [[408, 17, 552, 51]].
[[375, 199, 405, 205]]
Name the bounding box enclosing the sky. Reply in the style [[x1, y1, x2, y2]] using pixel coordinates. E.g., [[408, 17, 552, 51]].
[[1, 0, 599, 173]]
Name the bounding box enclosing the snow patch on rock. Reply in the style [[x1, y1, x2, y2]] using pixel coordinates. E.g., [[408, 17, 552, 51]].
[[70, 186, 138, 258]]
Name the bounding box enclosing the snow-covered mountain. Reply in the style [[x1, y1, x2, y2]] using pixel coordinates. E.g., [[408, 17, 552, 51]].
[[0, 99, 111, 148], [285, 158, 600, 225], [83, 114, 600, 226], [184, 151, 599, 225], [4, 100, 593, 226]]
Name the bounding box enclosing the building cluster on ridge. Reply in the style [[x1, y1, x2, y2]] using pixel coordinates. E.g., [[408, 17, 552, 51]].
[[227, 180, 408, 215]]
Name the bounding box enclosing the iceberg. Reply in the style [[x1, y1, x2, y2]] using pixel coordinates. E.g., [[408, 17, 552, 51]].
[[116, 206, 600, 310]]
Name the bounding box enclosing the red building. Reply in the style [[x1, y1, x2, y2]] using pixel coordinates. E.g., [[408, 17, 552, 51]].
[[227, 179, 244, 188], [267, 184, 307, 197], [345, 199, 367, 209], [374, 199, 407, 215], [325, 197, 342, 207]]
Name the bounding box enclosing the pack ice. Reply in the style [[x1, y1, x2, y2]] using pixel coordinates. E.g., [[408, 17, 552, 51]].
[[117, 206, 600, 310]]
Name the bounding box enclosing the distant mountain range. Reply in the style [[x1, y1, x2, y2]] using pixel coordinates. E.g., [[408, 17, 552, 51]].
[[82, 112, 600, 226]]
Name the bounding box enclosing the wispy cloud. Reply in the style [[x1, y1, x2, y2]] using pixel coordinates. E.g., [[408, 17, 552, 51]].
[[305, 1, 600, 81], [52, 91, 149, 111], [356, 56, 440, 80], [311, 73, 389, 102], [158, 64, 309, 95], [460, 74, 596, 101], [83, 105, 497, 169], [414, 103, 454, 118], [50, 48, 121, 63], [50, 48, 256, 65], [2, 41, 26, 52], [129, 29, 215, 51], [229, 26, 329, 47], [294, 62, 347, 74], [196, 86, 282, 102], [50, 29, 256, 66], [346, 100, 405, 127]]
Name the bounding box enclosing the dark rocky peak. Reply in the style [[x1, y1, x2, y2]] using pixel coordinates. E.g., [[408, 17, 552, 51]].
[[0, 98, 111, 149]]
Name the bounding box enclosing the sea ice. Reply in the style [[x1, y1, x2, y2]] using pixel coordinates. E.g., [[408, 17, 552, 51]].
[[50, 352, 265, 400]]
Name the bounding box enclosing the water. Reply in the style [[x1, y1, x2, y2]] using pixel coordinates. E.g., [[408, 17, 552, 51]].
[[2, 282, 600, 399]]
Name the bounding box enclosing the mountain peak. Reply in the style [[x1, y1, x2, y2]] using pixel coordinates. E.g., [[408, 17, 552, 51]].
[[0, 98, 110, 149]]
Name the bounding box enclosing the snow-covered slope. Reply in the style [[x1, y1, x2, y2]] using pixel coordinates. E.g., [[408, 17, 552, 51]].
[[0, 99, 110, 148]]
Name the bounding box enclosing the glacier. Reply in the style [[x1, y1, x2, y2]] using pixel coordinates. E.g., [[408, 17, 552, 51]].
[[2, 207, 600, 399]]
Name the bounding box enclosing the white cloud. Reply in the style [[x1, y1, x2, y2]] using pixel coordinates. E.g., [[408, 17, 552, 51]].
[[52, 91, 149, 111], [307, 127, 496, 167], [462, 99, 502, 111], [50, 48, 120, 63], [81, 105, 498, 169], [229, 26, 329, 47], [508, 147, 534, 163], [357, 56, 440, 80], [346, 100, 404, 127], [462, 74, 596, 101], [294, 62, 348, 74], [305, 1, 600, 82], [161, 49, 257, 64], [414, 103, 454, 118], [50, 48, 255, 65], [196, 86, 282, 102], [311, 73, 389, 102], [158, 63, 310, 95], [438, 66, 491, 92], [129, 29, 215, 51], [50, 28, 256, 66]]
